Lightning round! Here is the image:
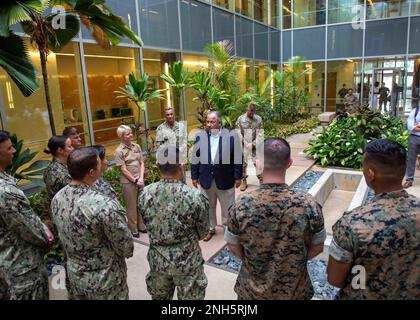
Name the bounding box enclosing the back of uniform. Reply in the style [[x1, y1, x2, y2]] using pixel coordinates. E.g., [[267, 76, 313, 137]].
[[139, 179, 209, 300], [51, 184, 133, 299], [330, 190, 420, 299], [43, 160, 71, 203], [226, 183, 326, 299], [0, 172, 49, 300]]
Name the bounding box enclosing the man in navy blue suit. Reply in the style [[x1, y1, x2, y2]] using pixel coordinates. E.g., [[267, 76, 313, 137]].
[[191, 112, 243, 241]]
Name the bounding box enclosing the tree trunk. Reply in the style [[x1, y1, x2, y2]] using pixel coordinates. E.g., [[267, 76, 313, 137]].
[[39, 51, 56, 135]]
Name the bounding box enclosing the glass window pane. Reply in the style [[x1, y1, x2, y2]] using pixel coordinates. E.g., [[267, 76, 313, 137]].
[[213, 0, 233, 10], [183, 54, 209, 132], [283, 30, 292, 62], [180, 0, 212, 52], [366, 0, 409, 20], [83, 44, 142, 156], [213, 7, 235, 44], [293, 27, 325, 61], [283, 0, 292, 29], [140, 0, 180, 49], [412, 0, 420, 14], [326, 59, 363, 112], [0, 41, 91, 174], [236, 16, 254, 59], [270, 29, 281, 62], [327, 24, 363, 59], [235, 0, 252, 17], [365, 19, 408, 56], [143, 49, 182, 146], [269, 0, 280, 27], [254, 23, 269, 61], [254, 0, 269, 24], [293, 0, 326, 28], [81, 0, 138, 45], [328, 0, 364, 24], [409, 17, 420, 54]]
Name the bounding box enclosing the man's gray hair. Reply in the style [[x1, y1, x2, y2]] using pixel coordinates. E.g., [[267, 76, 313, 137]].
[[208, 111, 222, 123]]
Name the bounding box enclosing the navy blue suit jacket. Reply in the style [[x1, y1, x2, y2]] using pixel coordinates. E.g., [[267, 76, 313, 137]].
[[191, 128, 243, 190]]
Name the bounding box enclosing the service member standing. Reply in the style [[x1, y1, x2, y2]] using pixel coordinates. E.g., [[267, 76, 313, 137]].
[[115, 125, 146, 238], [236, 104, 263, 191], [43, 135, 73, 203], [52, 148, 133, 300], [0, 130, 54, 300], [155, 108, 187, 182], [327, 139, 419, 300], [225, 138, 326, 299], [139, 145, 209, 300]]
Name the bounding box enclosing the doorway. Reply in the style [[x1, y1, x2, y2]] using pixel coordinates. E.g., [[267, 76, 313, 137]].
[[322, 72, 337, 112]]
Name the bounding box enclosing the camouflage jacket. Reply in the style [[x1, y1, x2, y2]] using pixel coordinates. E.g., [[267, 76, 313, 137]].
[[93, 178, 119, 202], [235, 113, 263, 145], [43, 159, 71, 203], [155, 121, 187, 153], [51, 184, 133, 293], [330, 190, 420, 300], [138, 179, 209, 273], [225, 183, 326, 300], [0, 172, 48, 278]]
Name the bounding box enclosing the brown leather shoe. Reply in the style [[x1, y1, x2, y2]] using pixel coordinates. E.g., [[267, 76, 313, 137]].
[[403, 181, 413, 188], [203, 230, 215, 242]]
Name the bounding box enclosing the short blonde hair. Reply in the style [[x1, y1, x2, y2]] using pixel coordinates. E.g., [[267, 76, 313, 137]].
[[117, 125, 131, 139]]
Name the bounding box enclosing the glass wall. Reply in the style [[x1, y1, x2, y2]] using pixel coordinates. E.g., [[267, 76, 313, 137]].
[[326, 59, 363, 112], [214, 0, 233, 10], [0, 41, 90, 164], [180, 0, 212, 52], [366, 0, 409, 20], [235, 0, 252, 17], [139, 0, 180, 49], [254, 0, 269, 24], [328, 0, 364, 24], [269, 0, 280, 27], [363, 57, 407, 114], [306, 62, 325, 113], [293, 0, 326, 28], [236, 16, 254, 59], [83, 44, 141, 157], [183, 54, 209, 132], [142, 49, 181, 146], [213, 7, 235, 44], [237, 60, 253, 93], [283, 0, 292, 29]]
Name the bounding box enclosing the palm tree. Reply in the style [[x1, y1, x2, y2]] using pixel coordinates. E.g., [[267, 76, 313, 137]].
[[1, 0, 143, 135], [115, 72, 164, 151], [160, 61, 189, 116]]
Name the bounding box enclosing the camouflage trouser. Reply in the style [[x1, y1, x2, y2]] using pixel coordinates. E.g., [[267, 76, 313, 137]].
[[8, 267, 49, 300], [146, 265, 207, 300], [242, 146, 262, 180], [71, 284, 129, 300]]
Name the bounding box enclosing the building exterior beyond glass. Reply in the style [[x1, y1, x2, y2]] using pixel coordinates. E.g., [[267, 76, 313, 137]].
[[2, 0, 420, 163]]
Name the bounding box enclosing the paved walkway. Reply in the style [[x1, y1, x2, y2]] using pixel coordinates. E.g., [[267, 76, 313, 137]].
[[49, 129, 318, 300]]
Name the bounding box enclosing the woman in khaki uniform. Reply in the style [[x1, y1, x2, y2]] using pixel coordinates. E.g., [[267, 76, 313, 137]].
[[115, 125, 145, 238]]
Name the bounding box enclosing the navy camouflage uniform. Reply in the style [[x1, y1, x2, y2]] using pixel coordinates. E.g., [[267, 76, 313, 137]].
[[138, 179, 210, 300], [43, 160, 71, 203], [51, 184, 134, 300], [0, 172, 49, 300]]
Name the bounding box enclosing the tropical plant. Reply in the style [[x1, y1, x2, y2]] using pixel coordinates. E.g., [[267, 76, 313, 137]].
[[1, 0, 143, 134], [160, 61, 189, 114], [271, 56, 313, 122], [115, 72, 164, 151], [305, 108, 408, 169], [264, 116, 320, 139], [6, 133, 49, 185]]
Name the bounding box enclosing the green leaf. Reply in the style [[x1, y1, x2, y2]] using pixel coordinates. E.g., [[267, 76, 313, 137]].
[[0, 33, 39, 96]]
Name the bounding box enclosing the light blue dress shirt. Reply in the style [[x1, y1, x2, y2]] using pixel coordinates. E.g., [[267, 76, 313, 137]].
[[407, 107, 420, 137]]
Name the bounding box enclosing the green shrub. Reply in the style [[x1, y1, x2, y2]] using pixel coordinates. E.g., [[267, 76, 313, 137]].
[[305, 108, 409, 169], [264, 116, 320, 139]]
